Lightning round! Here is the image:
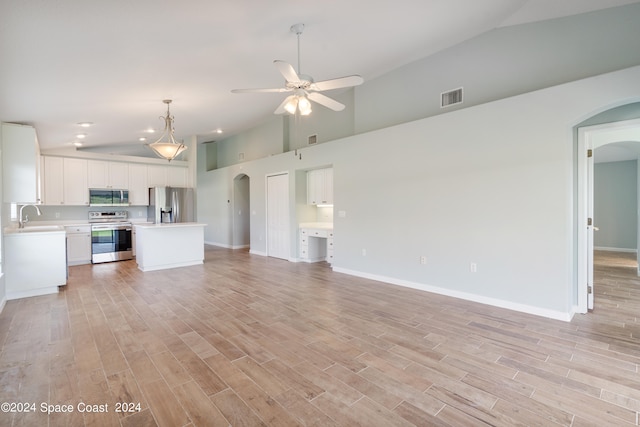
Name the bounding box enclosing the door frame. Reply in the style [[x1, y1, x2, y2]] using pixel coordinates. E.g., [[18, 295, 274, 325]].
[[576, 117, 640, 313]]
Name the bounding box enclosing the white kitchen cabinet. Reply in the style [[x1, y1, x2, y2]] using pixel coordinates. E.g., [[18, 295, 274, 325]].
[[4, 229, 67, 299], [307, 168, 333, 205], [147, 164, 167, 187], [87, 160, 129, 189], [43, 156, 64, 205], [65, 225, 91, 265], [63, 158, 89, 205], [128, 163, 149, 205], [41, 156, 88, 205], [167, 166, 188, 187], [1, 123, 42, 203]]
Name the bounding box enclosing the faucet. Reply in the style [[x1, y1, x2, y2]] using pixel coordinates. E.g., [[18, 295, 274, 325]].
[[18, 204, 42, 228]]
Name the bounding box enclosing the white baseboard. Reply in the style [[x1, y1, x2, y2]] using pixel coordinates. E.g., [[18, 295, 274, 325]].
[[249, 249, 267, 257], [205, 241, 249, 250], [332, 267, 573, 322], [594, 246, 637, 253]]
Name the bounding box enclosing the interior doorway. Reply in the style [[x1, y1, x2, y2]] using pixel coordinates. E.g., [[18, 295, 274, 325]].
[[232, 174, 250, 250], [577, 116, 640, 313]]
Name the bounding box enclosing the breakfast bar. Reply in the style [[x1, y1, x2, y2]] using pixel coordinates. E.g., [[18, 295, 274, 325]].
[[134, 222, 206, 272]]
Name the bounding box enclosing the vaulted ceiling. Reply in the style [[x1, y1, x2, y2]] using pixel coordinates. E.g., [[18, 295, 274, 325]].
[[1, 0, 638, 158]]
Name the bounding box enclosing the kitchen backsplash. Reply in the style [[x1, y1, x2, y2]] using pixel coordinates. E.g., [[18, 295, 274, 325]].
[[28, 205, 148, 222]]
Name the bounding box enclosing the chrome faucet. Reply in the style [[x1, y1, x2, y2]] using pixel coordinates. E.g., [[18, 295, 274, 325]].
[[18, 204, 42, 228]]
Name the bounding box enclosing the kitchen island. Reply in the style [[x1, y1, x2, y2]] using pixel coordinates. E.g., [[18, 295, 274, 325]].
[[134, 222, 206, 272]]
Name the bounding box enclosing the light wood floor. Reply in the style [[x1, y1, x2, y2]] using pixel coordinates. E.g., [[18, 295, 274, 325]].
[[1, 247, 639, 426]]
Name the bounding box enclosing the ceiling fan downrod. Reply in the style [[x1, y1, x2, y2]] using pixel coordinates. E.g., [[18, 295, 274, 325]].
[[290, 23, 305, 75]]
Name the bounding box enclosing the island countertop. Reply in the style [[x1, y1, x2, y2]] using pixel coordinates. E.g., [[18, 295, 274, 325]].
[[134, 222, 207, 229]]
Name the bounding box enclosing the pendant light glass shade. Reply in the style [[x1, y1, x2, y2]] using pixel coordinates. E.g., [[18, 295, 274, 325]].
[[148, 99, 187, 161]]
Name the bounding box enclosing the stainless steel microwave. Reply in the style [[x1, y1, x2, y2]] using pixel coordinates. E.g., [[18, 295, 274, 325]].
[[89, 189, 129, 206]]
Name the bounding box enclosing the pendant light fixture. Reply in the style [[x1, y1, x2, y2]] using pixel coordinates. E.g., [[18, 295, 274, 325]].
[[148, 99, 187, 161]]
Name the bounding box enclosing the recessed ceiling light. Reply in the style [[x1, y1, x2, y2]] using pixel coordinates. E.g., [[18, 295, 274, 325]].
[[73, 141, 83, 147], [77, 122, 93, 127], [216, 129, 223, 134], [76, 133, 87, 139], [146, 128, 155, 134], [139, 137, 147, 142]]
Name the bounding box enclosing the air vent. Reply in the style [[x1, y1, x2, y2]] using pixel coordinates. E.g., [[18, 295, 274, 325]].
[[308, 134, 317, 145], [440, 87, 463, 108]]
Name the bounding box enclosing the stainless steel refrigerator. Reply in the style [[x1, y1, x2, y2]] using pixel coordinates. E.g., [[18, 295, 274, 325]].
[[148, 187, 195, 223]]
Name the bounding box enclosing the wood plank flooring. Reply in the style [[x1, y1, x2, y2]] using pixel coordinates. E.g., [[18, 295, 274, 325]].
[[1, 247, 639, 426]]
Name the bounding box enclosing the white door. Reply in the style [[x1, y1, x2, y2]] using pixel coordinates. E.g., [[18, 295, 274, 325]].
[[266, 173, 289, 260]]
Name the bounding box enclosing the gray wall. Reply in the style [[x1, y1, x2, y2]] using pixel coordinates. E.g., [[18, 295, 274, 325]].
[[197, 65, 640, 320], [594, 160, 638, 250], [196, 5, 640, 321]]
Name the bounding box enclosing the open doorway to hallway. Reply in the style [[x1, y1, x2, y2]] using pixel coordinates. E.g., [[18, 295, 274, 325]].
[[577, 112, 640, 313]]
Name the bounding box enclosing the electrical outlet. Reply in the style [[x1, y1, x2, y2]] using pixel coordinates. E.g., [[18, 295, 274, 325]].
[[420, 256, 427, 265], [54, 212, 60, 219], [362, 249, 367, 256], [470, 262, 477, 273]]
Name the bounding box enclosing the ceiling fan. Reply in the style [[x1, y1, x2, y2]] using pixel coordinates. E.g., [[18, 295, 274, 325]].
[[232, 23, 364, 116]]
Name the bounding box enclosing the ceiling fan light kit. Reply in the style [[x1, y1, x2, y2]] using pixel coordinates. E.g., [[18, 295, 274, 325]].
[[232, 23, 364, 116], [148, 99, 187, 161]]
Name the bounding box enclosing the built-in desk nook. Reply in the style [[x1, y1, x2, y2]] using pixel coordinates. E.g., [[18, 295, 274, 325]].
[[298, 223, 333, 263]]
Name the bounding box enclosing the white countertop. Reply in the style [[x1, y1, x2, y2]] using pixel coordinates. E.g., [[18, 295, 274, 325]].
[[134, 222, 207, 229], [299, 222, 334, 230], [3, 225, 66, 235]]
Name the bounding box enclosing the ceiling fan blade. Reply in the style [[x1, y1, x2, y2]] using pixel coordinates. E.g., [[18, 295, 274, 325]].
[[274, 60, 300, 83], [307, 92, 345, 111], [311, 75, 364, 91], [274, 95, 295, 114], [231, 87, 290, 93]]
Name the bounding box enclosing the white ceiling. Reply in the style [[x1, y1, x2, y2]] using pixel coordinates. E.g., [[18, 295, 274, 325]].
[[1, 0, 638, 157]]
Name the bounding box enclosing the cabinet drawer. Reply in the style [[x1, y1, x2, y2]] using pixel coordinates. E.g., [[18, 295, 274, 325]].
[[65, 225, 91, 234], [300, 236, 308, 246], [309, 229, 328, 238]]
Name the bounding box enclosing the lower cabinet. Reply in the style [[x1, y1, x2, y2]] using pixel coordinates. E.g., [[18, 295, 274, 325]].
[[299, 227, 333, 263], [65, 225, 91, 266]]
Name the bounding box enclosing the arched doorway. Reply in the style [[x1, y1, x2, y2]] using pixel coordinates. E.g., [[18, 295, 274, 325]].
[[576, 103, 640, 313], [232, 174, 250, 250]]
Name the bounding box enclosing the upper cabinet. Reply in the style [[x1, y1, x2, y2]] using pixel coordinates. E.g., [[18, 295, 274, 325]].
[[42, 156, 89, 205], [307, 168, 333, 205], [87, 160, 129, 189], [63, 158, 89, 205], [128, 163, 149, 206], [1, 123, 42, 203]]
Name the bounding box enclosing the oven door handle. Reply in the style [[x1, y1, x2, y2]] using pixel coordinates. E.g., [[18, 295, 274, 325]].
[[91, 225, 132, 232]]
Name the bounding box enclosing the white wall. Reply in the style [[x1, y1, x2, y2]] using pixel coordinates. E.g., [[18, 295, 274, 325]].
[[198, 65, 640, 321]]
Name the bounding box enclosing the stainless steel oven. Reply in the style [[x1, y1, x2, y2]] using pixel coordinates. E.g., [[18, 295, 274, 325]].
[[89, 211, 133, 263]]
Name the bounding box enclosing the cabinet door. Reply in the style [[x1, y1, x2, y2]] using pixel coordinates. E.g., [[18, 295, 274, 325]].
[[167, 166, 187, 187], [109, 162, 129, 188], [147, 165, 167, 187], [322, 168, 333, 204], [87, 160, 109, 188], [66, 231, 91, 265], [128, 163, 149, 206], [64, 158, 89, 205], [43, 156, 64, 205], [2, 123, 41, 203]]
